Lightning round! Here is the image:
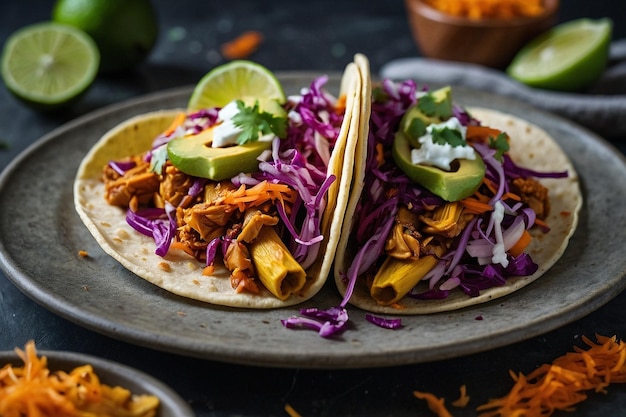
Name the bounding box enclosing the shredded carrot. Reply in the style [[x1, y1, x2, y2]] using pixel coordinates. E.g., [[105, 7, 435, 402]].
[[221, 30, 263, 60], [220, 180, 296, 212], [0, 341, 159, 417], [501, 192, 522, 202], [163, 112, 186, 137], [452, 384, 471, 407], [170, 241, 196, 257], [423, 0, 544, 19], [414, 390, 454, 417], [202, 265, 215, 276], [459, 197, 493, 215], [533, 217, 550, 232], [466, 125, 505, 143], [231, 269, 260, 294], [508, 229, 532, 257], [335, 94, 347, 115], [476, 334, 626, 417], [284, 403, 303, 417]]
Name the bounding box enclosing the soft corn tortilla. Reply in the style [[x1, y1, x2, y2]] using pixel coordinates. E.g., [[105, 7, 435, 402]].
[[334, 107, 582, 314], [74, 58, 366, 309]]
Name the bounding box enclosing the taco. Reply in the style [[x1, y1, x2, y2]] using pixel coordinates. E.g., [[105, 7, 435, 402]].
[[74, 56, 367, 309], [334, 79, 582, 315]]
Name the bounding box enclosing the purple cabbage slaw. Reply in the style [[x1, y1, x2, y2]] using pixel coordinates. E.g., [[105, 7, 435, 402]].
[[283, 79, 568, 338], [110, 76, 344, 271]]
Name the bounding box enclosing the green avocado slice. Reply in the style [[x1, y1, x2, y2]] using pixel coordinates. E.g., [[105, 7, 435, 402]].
[[392, 130, 485, 202], [167, 128, 271, 180]]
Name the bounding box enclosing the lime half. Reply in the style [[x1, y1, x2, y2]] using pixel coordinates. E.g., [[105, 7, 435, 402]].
[[188, 60, 286, 111], [506, 18, 612, 92], [1, 22, 100, 110]]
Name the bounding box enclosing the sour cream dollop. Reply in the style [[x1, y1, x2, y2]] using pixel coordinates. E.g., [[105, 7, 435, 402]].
[[411, 117, 476, 171]]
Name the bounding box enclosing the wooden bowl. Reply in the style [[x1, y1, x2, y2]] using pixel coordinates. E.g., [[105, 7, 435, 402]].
[[404, 0, 559, 68]]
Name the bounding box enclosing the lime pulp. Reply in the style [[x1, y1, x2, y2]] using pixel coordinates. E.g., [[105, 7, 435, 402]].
[[187, 60, 286, 111], [1, 22, 100, 110], [506, 18, 612, 91]]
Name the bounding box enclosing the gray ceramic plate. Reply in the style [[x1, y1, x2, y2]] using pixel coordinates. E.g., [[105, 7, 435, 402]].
[[0, 350, 193, 416], [0, 73, 625, 369]]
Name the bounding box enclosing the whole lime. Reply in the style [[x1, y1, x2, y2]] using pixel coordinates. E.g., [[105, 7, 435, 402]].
[[52, 0, 158, 74]]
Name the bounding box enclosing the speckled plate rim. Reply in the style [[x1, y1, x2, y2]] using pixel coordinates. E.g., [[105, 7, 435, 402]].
[[0, 73, 625, 369], [0, 350, 194, 417]]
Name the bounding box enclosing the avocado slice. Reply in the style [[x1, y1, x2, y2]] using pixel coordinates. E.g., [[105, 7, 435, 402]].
[[392, 130, 485, 201], [392, 86, 484, 201], [402, 87, 453, 147], [167, 128, 271, 180]]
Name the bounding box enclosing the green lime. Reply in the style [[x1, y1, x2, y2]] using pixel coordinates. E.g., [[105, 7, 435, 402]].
[[506, 18, 612, 91], [52, 0, 158, 74], [1, 22, 99, 111], [188, 60, 286, 112]]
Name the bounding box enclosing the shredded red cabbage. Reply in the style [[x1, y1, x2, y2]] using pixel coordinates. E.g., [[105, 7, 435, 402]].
[[281, 306, 349, 338], [126, 202, 177, 257], [365, 314, 403, 330]]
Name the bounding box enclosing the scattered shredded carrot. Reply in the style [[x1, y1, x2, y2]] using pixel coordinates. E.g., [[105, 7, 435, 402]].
[[476, 334, 626, 417], [0, 341, 159, 417], [78, 250, 89, 258], [202, 265, 215, 276], [284, 403, 303, 417], [452, 384, 471, 407], [221, 30, 263, 60], [163, 112, 186, 137], [414, 390, 454, 417], [423, 0, 544, 19]]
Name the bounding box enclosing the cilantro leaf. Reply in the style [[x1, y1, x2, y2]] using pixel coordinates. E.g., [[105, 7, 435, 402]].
[[489, 132, 510, 162], [417, 93, 437, 117], [431, 127, 466, 147], [232, 100, 288, 145], [150, 144, 168, 174]]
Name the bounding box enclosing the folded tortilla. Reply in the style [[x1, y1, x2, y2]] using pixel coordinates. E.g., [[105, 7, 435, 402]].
[[74, 56, 366, 309], [334, 100, 582, 314]]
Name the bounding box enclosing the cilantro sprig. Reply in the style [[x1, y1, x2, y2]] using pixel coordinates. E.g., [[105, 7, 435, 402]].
[[232, 100, 287, 145], [431, 126, 466, 147], [489, 132, 510, 162]]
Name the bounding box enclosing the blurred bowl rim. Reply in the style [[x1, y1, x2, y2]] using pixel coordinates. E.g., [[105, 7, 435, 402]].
[[409, 0, 559, 28]]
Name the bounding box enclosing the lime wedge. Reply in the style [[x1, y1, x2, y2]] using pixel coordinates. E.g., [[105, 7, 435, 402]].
[[188, 60, 286, 111], [1, 22, 100, 110], [506, 18, 612, 91]]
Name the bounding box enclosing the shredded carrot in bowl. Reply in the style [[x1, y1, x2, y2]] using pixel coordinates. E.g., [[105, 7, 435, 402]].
[[423, 0, 545, 19], [0, 341, 159, 417]]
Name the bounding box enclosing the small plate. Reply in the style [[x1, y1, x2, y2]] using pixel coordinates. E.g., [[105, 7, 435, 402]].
[[0, 349, 194, 417]]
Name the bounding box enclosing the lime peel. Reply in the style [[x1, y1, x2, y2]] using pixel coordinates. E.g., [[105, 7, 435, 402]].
[[506, 18, 613, 92], [188, 60, 286, 111]]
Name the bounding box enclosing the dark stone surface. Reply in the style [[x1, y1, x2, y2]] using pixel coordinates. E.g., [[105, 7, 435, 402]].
[[1, 1, 625, 415]]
